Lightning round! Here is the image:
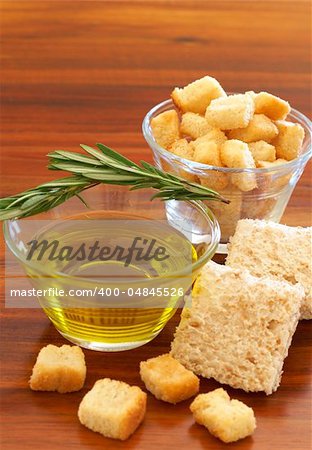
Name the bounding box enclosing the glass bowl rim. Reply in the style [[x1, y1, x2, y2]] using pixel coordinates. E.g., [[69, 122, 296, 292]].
[[3, 194, 220, 283], [142, 98, 312, 174]]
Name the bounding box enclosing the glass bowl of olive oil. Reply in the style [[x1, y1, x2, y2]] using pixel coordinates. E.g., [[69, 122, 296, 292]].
[[4, 184, 220, 351]]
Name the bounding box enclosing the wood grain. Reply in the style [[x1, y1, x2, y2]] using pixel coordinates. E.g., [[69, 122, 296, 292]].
[[0, 1, 311, 449]]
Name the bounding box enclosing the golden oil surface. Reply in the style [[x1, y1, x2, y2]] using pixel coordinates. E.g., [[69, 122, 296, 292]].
[[24, 211, 196, 348]]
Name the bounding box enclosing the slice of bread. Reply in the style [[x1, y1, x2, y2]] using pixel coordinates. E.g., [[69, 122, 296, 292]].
[[140, 353, 199, 404], [171, 261, 304, 395], [190, 388, 256, 443], [226, 219, 312, 319], [29, 344, 86, 393], [78, 378, 146, 440]]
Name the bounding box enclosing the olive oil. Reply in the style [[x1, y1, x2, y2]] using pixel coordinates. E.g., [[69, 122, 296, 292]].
[[24, 211, 197, 350]]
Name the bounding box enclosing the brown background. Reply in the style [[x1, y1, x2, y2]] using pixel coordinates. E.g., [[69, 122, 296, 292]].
[[0, 1, 311, 449]]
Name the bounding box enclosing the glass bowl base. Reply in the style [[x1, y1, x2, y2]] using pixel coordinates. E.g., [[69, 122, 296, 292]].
[[58, 330, 157, 352]]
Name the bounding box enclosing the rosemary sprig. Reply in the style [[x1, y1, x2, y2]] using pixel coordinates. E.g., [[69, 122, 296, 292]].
[[0, 143, 229, 221]]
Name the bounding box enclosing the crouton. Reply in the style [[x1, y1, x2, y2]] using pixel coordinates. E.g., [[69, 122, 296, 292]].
[[166, 139, 198, 181], [241, 195, 278, 221], [151, 109, 180, 149], [250, 91, 291, 120], [248, 141, 276, 163], [272, 120, 305, 160], [190, 388, 256, 443], [205, 186, 242, 241], [256, 159, 292, 189], [140, 354, 199, 404], [198, 128, 228, 145], [171, 261, 304, 394], [257, 158, 289, 168], [228, 114, 278, 143], [171, 76, 226, 115], [226, 219, 312, 319], [160, 158, 198, 183], [29, 345, 86, 393], [205, 94, 254, 130], [191, 129, 226, 162], [178, 170, 199, 183], [168, 138, 194, 160], [199, 171, 229, 192], [180, 112, 212, 138], [191, 131, 228, 189], [220, 140, 257, 191], [193, 140, 221, 167], [78, 378, 146, 441]]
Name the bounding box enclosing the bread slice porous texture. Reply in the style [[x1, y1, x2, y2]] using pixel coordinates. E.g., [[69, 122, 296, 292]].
[[226, 219, 312, 319], [171, 261, 304, 395], [78, 378, 146, 440]]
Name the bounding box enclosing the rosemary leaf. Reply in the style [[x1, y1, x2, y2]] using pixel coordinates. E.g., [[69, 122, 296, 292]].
[[0, 143, 229, 221]]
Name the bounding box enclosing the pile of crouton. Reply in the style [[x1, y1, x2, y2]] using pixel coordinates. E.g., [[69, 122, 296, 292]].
[[150, 76, 305, 241], [151, 76, 305, 193]]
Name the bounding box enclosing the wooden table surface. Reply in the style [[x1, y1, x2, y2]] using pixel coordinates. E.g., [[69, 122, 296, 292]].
[[0, 1, 311, 449]]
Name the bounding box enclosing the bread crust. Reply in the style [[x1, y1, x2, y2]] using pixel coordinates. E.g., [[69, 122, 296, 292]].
[[171, 261, 304, 394], [226, 219, 312, 319]]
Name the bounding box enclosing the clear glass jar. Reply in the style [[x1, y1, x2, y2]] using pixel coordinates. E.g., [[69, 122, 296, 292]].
[[142, 99, 312, 249]]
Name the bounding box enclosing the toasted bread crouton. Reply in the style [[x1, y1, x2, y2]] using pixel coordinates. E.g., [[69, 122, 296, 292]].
[[241, 196, 278, 221], [168, 139, 198, 181], [272, 120, 305, 160], [171, 76, 226, 115], [171, 261, 304, 394], [204, 186, 242, 241], [256, 159, 291, 189], [205, 94, 254, 130], [199, 172, 228, 192], [140, 354, 199, 404], [190, 388, 256, 443], [192, 133, 228, 190], [228, 114, 278, 143], [257, 158, 289, 168], [180, 112, 212, 139], [220, 140, 257, 191], [199, 128, 228, 146], [151, 109, 180, 149], [192, 135, 223, 167], [178, 170, 199, 183], [221, 140, 255, 168], [168, 138, 194, 161], [29, 345, 86, 393], [226, 219, 311, 319], [248, 141, 276, 163], [193, 141, 220, 166], [78, 378, 146, 441], [250, 91, 291, 120], [160, 157, 198, 183]]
